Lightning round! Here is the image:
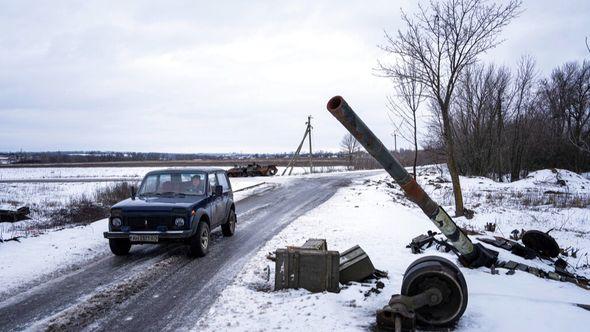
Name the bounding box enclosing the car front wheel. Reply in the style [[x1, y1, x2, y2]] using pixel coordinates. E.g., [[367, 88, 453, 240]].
[[109, 238, 131, 256], [221, 210, 236, 237], [189, 222, 210, 257]]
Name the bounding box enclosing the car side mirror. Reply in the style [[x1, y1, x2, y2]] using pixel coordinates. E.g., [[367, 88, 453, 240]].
[[131, 186, 136, 200], [214, 185, 223, 196]]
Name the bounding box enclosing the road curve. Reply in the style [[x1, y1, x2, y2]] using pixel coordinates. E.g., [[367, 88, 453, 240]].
[[0, 173, 372, 332]]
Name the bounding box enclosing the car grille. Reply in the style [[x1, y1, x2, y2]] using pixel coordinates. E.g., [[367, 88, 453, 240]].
[[126, 215, 174, 231]]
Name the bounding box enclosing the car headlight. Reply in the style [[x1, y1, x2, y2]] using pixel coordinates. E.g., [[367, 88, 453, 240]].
[[112, 218, 122, 227], [174, 217, 185, 227]]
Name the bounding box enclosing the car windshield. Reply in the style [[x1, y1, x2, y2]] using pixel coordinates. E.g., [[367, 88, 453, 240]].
[[138, 172, 207, 196]]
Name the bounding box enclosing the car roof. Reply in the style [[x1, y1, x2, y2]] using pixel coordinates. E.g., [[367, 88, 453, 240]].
[[144, 167, 226, 176]]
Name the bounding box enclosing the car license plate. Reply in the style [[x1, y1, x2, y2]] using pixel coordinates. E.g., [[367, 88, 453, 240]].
[[130, 234, 159, 243]]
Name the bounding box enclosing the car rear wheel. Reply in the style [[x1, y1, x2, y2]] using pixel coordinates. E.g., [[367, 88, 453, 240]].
[[189, 222, 210, 257], [109, 238, 131, 256], [222, 210, 236, 237]]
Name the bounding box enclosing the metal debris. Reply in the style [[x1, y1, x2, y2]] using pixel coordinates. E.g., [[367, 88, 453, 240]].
[[522, 230, 560, 258], [0, 206, 30, 223], [227, 163, 278, 177], [339, 245, 376, 283], [377, 256, 468, 331], [477, 237, 537, 260]]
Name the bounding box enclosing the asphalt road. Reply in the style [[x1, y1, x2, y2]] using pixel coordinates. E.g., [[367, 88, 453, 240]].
[[0, 173, 371, 332]]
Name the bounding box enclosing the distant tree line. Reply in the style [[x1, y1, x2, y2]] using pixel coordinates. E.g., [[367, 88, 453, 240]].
[[1, 150, 347, 164]]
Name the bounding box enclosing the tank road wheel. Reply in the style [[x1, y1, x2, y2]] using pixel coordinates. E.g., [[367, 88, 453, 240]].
[[189, 222, 210, 257], [109, 238, 131, 256], [221, 210, 236, 237], [401, 256, 468, 328]]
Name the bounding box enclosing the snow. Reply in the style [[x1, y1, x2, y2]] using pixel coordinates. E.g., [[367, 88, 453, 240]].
[[196, 167, 590, 332], [0, 219, 109, 298], [1, 164, 589, 330], [0, 166, 345, 181]]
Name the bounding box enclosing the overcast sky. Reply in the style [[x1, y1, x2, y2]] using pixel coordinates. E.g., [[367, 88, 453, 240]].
[[1, 0, 588, 153]]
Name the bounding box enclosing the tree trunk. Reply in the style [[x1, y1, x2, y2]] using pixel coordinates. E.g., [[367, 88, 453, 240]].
[[441, 102, 465, 217], [413, 110, 418, 178]]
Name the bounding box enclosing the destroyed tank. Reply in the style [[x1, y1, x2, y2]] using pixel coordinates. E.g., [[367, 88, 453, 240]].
[[227, 163, 278, 177]]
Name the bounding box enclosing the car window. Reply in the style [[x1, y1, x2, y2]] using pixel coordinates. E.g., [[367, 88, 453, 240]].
[[138, 172, 206, 196], [143, 175, 158, 193], [217, 172, 230, 192], [158, 174, 172, 191], [208, 173, 218, 194]]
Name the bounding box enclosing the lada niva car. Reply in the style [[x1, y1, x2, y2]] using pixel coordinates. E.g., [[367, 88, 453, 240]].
[[103, 168, 236, 257]]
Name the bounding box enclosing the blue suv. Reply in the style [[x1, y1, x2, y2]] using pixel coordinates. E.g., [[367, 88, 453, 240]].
[[103, 168, 236, 257]]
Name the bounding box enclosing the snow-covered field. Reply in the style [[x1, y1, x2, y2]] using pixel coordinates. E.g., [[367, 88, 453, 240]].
[[0, 166, 342, 240], [0, 165, 344, 181], [196, 166, 590, 332]]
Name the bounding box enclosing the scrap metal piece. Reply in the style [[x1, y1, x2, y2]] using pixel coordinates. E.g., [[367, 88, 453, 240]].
[[326, 96, 496, 268], [510, 243, 538, 260], [490, 265, 499, 275], [339, 245, 376, 283], [522, 230, 560, 258], [477, 237, 537, 259], [0, 206, 30, 223], [408, 234, 435, 254], [528, 267, 542, 278], [377, 300, 417, 332], [503, 261, 518, 270], [477, 237, 513, 251]]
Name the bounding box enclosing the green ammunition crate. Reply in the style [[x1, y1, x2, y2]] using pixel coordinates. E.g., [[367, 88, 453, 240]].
[[339, 245, 375, 283], [275, 247, 340, 293]]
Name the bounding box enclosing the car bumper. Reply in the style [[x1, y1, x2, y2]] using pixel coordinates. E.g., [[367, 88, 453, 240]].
[[103, 230, 194, 240]]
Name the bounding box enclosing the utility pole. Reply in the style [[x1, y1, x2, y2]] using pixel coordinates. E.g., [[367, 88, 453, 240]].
[[307, 115, 313, 174], [282, 115, 314, 176], [391, 132, 397, 153]]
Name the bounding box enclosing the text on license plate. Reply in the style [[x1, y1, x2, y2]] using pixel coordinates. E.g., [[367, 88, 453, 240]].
[[130, 234, 159, 242]]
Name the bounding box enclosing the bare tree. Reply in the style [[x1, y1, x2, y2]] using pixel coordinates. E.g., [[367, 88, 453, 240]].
[[379, 0, 522, 216], [340, 133, 361, 170], [452, 63, 511, 179], [540, 60, 590, 159], [387, 60, 425, 178], [507, 55, 537, 181]]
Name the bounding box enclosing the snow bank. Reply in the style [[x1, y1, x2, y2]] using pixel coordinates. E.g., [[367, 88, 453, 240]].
[[197, 172, 590, 331], [0, 219, 109, 297]]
